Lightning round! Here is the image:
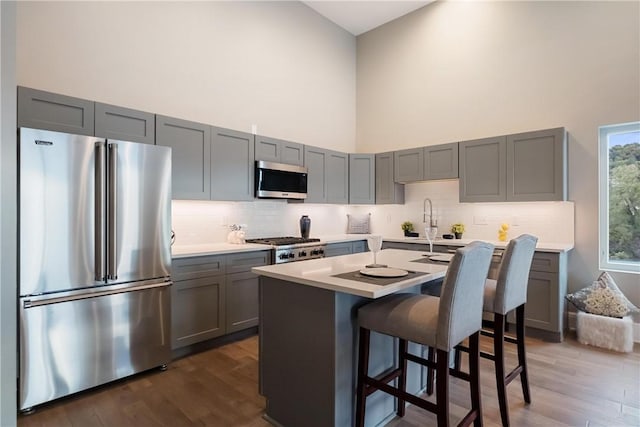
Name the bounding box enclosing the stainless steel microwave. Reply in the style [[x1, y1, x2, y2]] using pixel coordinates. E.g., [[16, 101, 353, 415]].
[[255, 160, 308, 200]]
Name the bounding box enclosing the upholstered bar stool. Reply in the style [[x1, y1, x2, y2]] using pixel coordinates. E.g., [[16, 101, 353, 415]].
[[355, 241, 494, 427], [454, 234, 538, 427]]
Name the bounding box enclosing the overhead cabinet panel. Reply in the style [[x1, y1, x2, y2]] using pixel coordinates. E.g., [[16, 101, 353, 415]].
[[95, 102, 155, 144], [156, 115, 211, 200], [394, 148, 424, 182], [506, 127, 566, 201], [459, 136, 507, 202], [349, 154, 375, 205], [375, 152, 404, 204], [326, 150, 349, 204], [211, 127, 254, 201], [255, 135, 304, 166], [304, 146, 328, 203], [18, 86, 94, 135], [424, 142, 458, 180]]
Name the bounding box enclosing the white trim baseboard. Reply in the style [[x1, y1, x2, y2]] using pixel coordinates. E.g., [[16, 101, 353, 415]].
[[567, 312, 640, 343]]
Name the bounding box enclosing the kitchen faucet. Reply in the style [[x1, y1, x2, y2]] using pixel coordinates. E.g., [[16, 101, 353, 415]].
[[423, 198, 438, 227]]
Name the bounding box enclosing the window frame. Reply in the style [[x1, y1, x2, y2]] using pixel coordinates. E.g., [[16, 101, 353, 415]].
[[598, 121, 640, 274]]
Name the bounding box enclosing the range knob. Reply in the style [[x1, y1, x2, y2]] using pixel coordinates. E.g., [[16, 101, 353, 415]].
[[287, 252, 295, 259], [318, 248, 325, 255], [279, 253, 288, 260], [299, 251, 307, 257], [311, 249, 318, 255]]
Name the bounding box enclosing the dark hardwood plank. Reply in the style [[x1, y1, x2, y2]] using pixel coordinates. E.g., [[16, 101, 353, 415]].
[[18, 333, 639, 427]]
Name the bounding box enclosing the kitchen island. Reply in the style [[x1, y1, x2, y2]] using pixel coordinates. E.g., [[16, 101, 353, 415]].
[[252, 249, 447, 427]]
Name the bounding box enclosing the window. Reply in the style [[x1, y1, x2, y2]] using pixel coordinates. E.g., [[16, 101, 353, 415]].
[[599, 122, 640, 274]]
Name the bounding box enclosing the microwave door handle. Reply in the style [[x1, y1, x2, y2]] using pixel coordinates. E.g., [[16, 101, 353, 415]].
[[95, 142, 106, 281], [107, 143, 117, 280]]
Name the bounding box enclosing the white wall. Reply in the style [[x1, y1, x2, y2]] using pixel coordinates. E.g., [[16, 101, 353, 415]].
[[16, 1, 356, 152], [356, 1, 640, 304]]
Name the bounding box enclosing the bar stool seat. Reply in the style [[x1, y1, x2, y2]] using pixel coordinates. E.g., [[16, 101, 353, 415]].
[[355, 241, 495, 427]]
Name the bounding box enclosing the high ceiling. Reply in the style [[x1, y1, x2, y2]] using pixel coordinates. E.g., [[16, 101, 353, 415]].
[[303, 1, 433, 36]]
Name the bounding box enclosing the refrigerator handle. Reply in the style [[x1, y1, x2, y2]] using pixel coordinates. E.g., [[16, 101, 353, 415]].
[[107, 143, 117, 280], [95, 142, 106, 281]]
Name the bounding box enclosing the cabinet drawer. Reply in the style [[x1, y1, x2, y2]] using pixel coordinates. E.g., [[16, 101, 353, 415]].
[[172, 255, 226, 281], [352, 240, 367, 253], [226, 251, 271, 274], [530, 253, 558, 273]]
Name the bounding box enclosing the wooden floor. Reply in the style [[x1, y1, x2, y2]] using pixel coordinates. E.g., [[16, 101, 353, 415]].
[[18, 332, 639, 427]]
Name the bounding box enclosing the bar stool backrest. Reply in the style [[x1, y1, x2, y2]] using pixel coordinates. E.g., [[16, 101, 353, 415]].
[[437, 241, 494, 351], [493, 234, 538, 315]]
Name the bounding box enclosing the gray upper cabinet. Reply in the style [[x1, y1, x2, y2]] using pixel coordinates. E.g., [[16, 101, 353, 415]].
[[459, 136, 507, 202], [255, 135, 304, 166], [95, 102, 155, 144], [375, 152, 404, 204], [304, 146, 328, 203], [424, 142, 458, 180], [156, 115, 211, 200], [506, 127, 566, 201], [211, 127, 254, 201], [349, 154, 375, 205], [18, 86, 94, 136], [326, 149, 349, 204], [394, 148, 424, 183], [460, 128, 567, 203]]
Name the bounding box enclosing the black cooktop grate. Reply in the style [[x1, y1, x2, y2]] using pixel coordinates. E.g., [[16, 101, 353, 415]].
[[245, 236, 321, 246]]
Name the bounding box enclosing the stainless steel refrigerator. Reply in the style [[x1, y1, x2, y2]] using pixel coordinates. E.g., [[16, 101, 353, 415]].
[[18, 127, 172, 412]]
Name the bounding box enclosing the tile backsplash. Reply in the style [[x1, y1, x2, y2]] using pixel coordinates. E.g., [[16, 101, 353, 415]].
[[172, 180, 574, 246]]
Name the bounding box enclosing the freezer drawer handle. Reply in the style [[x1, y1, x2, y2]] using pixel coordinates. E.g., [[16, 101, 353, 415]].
[[23, 281, 172, 309]]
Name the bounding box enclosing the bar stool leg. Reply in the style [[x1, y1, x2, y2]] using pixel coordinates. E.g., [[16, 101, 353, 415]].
[[427, 346, 435, 396], [436, 349, 450, 427], [494, 313, 509, 427], [397, 338, 408, 416], [516, 305, 531, 404], [468, 331, 483, 427], [355, 327, 371, 427]]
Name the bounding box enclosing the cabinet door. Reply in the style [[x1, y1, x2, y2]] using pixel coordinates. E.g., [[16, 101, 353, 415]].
[[211, 127, 254, 201], [352, 240, 367, 253], [156, 115, 211, 200], [255, 135, 281, 163], [324, 242, 353, 257], [394, 148, 424, 182], [459, 136, 507, 202], [226, 271, 260, 333], [375, 152, 404, 204], [524, 271, 558, 332], [349, 154, 375, 205], [326, 150, 349, 204], [424, 143, 458, 180], [281, 141, 304, 166], [304, 146, 327, 203], [226, 251, 270, 274], [18, 86, 94, 135], [171, 276, 226, 349], [95, 102, 155, 144], [173, 255, 226, 281], [507, 128, 566, 201]]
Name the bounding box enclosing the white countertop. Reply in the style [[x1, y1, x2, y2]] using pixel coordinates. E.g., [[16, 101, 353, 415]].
[[171, 242, 271, 258], [251, 248, 446, 299], [384, 237, 574, 253]]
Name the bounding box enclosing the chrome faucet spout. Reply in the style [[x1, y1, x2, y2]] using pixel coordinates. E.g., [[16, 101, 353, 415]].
[[423, 198, 437, 227]]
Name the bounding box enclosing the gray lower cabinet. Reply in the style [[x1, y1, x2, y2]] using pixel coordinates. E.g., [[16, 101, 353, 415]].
[[95, 102, 155, 144], [460, 128, 566, 203], [211, 127, 255, 201], [424, 142, 458, 180], [18, 86, 94, 136], [325, 240, 367, 257], [255, 135, 304, 166], [171, 250, 269, 350], [375, 152, 404, 204], [506, 127, 566, 201], [348, 154, 375, 205], [156, 115, 211, 200]]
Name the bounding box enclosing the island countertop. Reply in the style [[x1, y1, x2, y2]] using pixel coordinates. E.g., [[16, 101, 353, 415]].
[[252, 248, 446, 299]]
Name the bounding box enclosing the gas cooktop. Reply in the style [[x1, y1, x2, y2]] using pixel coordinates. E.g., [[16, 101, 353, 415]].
[[246, 236, 321, 246]]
